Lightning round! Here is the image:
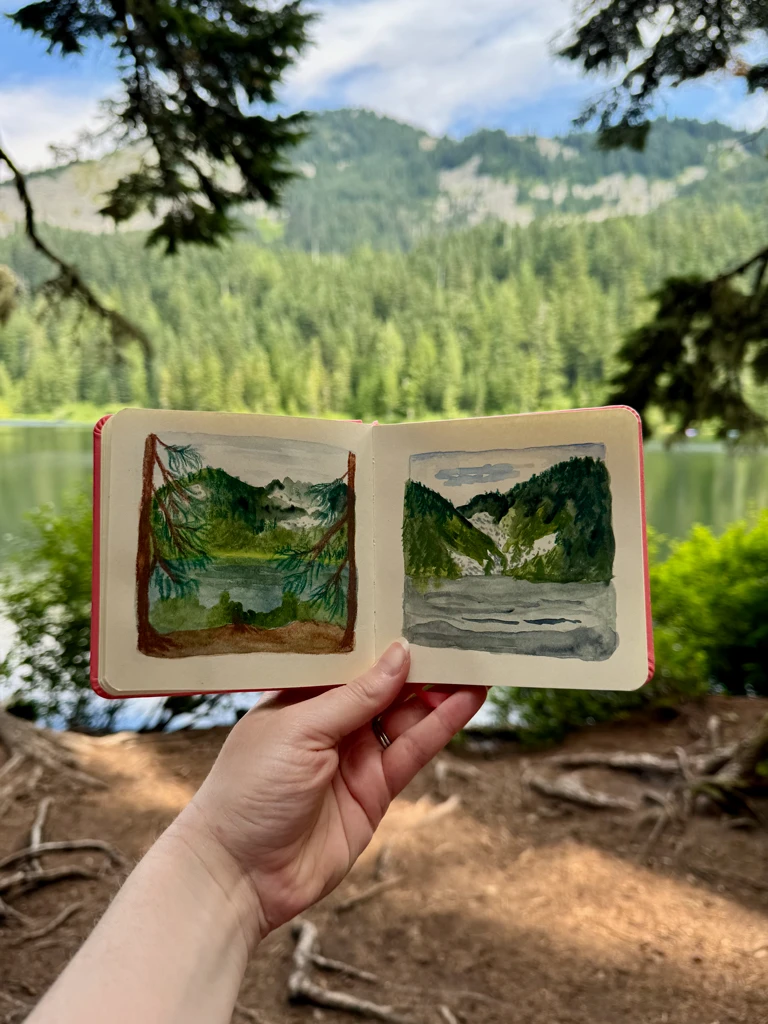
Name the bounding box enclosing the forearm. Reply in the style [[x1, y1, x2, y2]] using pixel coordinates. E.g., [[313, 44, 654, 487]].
[[28, 807, 264, 1024]]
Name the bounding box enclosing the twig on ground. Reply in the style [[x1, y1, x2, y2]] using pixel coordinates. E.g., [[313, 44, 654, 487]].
[[289, 920, 425, 1024], [707, 715, 723, 751], [12, 902, 83, 945], [234, 1003, 270, 1024], [0, 753, 25, 786], [638, 795, 679, 863], [312, 954, 380, 984], [336, 876, 402, 914], [439, 1007, 460, 1024], [373, 843, 392, 882], [28, 796, 53, 874]]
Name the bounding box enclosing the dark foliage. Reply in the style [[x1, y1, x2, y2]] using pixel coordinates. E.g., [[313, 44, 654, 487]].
[[560, 0, 768, 435], [10, 0, 313, 252]]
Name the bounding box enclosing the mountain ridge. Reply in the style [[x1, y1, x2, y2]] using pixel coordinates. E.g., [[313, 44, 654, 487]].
[[1, 109, 764, 252], [404, 456, 615, 585]]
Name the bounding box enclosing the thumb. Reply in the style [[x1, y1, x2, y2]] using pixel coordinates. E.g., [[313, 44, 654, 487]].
[[298, 639, 411, 744]]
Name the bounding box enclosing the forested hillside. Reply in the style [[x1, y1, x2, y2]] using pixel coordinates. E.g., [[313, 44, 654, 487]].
[[1, 110, 766, 252], [0, 192, 766, 422]]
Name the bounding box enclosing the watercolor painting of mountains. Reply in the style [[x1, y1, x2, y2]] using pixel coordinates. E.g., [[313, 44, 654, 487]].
[[402, 444, 617, 661], [135, 432, 357, 658]]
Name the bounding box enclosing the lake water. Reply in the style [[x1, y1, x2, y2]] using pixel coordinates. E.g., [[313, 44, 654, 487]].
[[0, 427, 766, 553]]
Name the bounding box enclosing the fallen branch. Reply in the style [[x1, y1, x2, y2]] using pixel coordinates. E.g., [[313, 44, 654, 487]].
[[12, 902, 82, 944], [289, 920, 425, 1024], [336, 876, 402, 914], [526, 770, 640, 812]]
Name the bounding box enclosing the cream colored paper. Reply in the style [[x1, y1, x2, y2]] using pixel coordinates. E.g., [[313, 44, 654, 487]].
[[99, 409, 374, 696], [372, 408, 649, 690]]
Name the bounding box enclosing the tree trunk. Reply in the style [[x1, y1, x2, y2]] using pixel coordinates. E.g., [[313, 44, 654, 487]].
[[341, 451, 357, 652], [136, 434, 158, 654]]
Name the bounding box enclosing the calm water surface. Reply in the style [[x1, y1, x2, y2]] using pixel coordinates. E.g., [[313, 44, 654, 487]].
[[0, 426, 767, 554]]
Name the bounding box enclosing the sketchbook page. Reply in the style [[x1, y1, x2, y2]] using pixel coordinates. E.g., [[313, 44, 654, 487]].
[[372, 408, 650, 691], [100, 409, 374, 696]]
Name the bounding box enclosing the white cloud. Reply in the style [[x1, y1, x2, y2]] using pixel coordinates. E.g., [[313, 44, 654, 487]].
[[284, 0, 585, 135], [0, 81, 107, 173]]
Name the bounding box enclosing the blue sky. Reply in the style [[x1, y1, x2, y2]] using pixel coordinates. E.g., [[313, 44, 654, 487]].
[[0, 0, 763, 171]]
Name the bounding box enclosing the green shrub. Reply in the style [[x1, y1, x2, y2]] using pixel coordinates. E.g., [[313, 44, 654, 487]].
[[490, 512, 768, 743], [651, 512, 768, 696], [0, 496, 104, 729]]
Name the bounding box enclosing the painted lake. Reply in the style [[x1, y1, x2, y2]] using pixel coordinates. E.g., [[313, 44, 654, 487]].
[[149, 558, 346, 615], [403, 577, 617, 660]]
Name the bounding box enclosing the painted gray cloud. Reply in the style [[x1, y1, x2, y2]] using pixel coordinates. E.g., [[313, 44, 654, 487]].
[[435, 463, 520, 487]]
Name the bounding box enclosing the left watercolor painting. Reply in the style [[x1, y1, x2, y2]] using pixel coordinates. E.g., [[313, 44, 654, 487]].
[[135, 433, 357, 658]]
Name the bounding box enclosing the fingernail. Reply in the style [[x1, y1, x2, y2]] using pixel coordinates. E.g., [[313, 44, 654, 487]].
[[378, 637, 410, 677]]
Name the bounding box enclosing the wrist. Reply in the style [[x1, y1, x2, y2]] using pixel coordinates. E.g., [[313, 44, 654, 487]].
[[163, 802, 270, 955]]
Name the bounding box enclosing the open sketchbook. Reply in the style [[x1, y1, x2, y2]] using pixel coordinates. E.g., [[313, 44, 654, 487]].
[[91, 407, 653, 697]]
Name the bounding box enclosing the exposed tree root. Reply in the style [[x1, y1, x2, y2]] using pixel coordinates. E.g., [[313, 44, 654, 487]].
[[528, 713, 768, 859], [0, 791, 125, 936], [0, 711, 107, 791], [525, 768, 640, 812], [288, 920, 427, 1024], [335, 876, 403, 914], [10, 903, 82, 945]]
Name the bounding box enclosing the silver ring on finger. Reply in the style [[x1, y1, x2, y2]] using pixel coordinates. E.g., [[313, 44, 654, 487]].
[[372, 715, 392, 750]]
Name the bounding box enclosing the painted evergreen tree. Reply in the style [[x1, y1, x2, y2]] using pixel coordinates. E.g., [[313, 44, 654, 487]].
[[278, 452, 357, 651], [136, 433, 211, 652]]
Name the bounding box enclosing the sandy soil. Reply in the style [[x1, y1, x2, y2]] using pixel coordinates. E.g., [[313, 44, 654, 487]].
[[2, 695, 768, 1024]]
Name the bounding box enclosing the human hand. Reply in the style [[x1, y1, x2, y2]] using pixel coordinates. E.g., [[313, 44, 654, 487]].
[[171, 640, 486, 950]]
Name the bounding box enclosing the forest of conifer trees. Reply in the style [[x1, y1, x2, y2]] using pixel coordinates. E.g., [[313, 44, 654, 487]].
[[0, 194, 766, 424]]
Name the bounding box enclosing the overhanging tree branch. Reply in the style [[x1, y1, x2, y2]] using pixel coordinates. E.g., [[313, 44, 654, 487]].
[[0, 142, 151, 358]]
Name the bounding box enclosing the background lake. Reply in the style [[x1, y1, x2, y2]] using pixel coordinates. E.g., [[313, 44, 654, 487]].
[[1, 425, 766, 553]]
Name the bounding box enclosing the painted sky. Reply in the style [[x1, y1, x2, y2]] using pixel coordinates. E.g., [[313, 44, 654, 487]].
[[0, 0, 763, 172], [157, 432, 348, 489], [410, 443, 606, 505]]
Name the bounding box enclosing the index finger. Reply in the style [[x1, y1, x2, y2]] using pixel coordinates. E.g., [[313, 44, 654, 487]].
[[382, 686, 487, 796]]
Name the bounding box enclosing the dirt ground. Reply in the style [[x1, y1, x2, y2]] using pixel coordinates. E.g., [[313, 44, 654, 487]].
[[2, 695, 768, 1024]]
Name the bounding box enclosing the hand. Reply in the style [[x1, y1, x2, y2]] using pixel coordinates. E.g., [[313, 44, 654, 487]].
[[171, 640, 486, 950]]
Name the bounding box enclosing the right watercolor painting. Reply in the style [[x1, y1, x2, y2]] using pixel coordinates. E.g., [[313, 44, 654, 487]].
[[401, 444, 617, 661]]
